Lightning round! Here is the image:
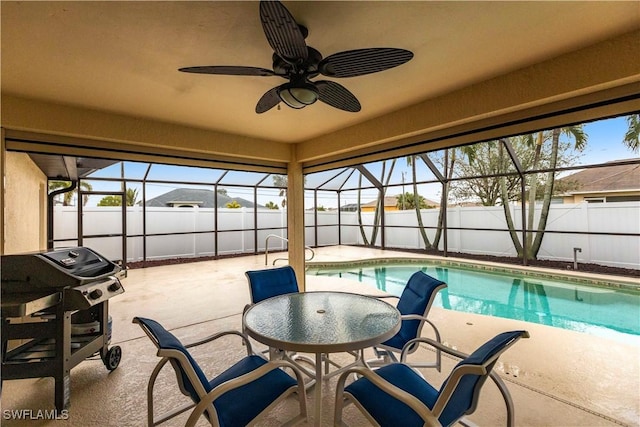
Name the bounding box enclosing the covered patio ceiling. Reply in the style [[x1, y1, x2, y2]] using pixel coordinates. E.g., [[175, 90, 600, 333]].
[[2, 1, 639, 171]]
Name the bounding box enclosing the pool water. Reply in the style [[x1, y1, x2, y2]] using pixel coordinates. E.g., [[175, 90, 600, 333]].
[[310, 264, 640, 342]]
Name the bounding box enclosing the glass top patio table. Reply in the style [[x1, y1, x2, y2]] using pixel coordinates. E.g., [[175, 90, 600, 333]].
[[243, 291, 401, 427], [243, 291, 401, 354]]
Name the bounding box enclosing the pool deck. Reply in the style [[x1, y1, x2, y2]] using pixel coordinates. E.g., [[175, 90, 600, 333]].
[[1, 246, 638, 426]]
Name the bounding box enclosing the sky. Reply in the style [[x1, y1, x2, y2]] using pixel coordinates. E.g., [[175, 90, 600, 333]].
[[82, 114, 638, 208]]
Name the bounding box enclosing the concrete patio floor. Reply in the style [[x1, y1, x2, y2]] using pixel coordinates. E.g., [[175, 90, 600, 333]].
[[1, 246, 638, 426]]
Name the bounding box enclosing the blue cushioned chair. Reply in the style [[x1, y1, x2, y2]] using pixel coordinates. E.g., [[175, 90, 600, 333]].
[[244, 266, 353, 384], [368, 271, 447, 370], [243, 266, 302, 357], [133, 316, 307, 427], [245, 265, 299, 305], [335, 330, 529, 427], [244, 266, 341, 384]]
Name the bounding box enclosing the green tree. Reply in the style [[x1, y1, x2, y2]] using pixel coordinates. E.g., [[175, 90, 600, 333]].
[[225, 200, 241, 208], [524, 126, 586, 259], [125, 188, 138, 206], [451, 127, 587, 260], [272, 175, 288, 208], [97, 195, 123, 206], [97, 188, 138, 207], [265, 201, 279, 210], [272, 174, 307, 208], [450, 140, 524, 206], [355, 160, 396, 246], [427, 145, 478, 250], [48, 180, 93, 206], [623, 114, 640, 152], [395, 192, 429, 209], [405, 155, 431, 248]]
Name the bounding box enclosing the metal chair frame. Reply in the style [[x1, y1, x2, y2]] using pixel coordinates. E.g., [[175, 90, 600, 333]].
[[134, 318, 308, 427], [335, 331, 529, 427]]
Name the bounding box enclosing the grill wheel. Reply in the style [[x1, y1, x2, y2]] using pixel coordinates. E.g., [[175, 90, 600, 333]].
[[103, 346, 122, 371]]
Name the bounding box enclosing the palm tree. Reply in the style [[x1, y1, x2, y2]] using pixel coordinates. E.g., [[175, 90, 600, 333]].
[[395, 192, 428, 209], [125, 188, 138, 206], [370, 159, 396, 245], [355, 160, 396, 246], [499, 126, 586, 259], [225, 200, 241, 208], [623, 114, 639, 152], [405, 155, 431, 249], [432, 145, 477, 250], [48, 180, 93, 206], [265, 201, 279, 210], [272, 175, 288, 208], [356, 174, 369, 245]]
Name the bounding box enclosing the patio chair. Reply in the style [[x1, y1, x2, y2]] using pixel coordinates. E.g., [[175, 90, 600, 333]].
[[335, 330, 529, 427], [243, 266, 303, 359], [367, 271, 447, 370], [243, 266, 350, 383], [133, 316, 307, 427]]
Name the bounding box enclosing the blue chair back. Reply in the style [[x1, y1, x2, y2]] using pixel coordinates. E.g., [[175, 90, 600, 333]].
[[437, 330, 526, 426], [134, 317, 211, 402], [395, 271, 446, 344], [245, 266, 299, 304]]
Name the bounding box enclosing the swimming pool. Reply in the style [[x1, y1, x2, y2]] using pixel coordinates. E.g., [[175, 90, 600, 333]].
[[308, 261, 640, 343]]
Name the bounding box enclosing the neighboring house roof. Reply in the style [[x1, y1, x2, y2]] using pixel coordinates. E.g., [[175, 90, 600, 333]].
[[558, 161, 640, 194], [340, 203, 359, 211], [362, 195, 440, 208], [145, 188, 260, 208], [361, 196, 400, 208]]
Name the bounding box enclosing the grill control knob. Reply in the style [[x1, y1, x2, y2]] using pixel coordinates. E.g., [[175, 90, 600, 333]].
[[108, 282, 122, 292], [89, 289, 103, 300]]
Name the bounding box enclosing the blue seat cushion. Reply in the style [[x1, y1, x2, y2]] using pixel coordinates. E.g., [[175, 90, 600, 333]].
[[246, 266, 299, 303], [377, 333, 407, 352], [135, 317, 211, 401], [210, 355, 297, 427], [380, 272, 445, 350], [345, 363, 439, 427]]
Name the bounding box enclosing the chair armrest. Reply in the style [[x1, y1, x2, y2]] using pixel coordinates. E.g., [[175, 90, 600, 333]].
[[335, 366, 442, 427], [400, 337, 469, 362], [184, 359, 308, 427], [400, 314, 428, 321], [184, 330, 254, 356]]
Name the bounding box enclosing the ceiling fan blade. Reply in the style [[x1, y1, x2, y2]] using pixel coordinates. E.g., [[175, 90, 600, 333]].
[[179, 66, 276, 77], [256, 87, 281, 113], [316, 81, 361, 112], [319, 48, 413, 78], [259, 1, 308, 62]]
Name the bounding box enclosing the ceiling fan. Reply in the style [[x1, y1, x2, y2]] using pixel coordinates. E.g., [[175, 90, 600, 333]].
[[179, 0, 413, 113]]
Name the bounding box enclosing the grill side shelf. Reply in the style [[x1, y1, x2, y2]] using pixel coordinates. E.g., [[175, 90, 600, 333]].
[[0, 292, 61, 317]]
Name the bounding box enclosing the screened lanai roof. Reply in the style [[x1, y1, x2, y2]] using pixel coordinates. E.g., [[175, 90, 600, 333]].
[[3, 1, 639, 175]]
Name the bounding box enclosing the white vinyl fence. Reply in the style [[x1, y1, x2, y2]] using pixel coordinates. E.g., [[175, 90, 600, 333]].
[[54, 202, 640, 269]]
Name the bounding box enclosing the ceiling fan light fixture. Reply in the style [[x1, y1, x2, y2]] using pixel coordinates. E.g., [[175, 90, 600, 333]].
[[278, 82, 319, 109]]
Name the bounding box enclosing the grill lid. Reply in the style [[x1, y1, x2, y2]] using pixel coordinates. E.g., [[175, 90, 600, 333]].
[[1, 247, 121, 292]]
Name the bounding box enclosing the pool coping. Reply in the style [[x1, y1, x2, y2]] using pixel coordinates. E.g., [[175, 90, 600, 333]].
[[306, 256, 640, 292]]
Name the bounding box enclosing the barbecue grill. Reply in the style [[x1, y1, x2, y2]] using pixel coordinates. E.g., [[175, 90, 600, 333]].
[[1, 247, 125, 411]]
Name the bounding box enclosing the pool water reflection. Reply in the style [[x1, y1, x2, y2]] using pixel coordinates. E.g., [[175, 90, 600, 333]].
[[310, 264, 640, 342]]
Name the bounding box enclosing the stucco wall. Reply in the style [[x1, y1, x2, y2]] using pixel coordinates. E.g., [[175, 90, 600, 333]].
[[563, 190, 640, 204], [3, 151, 46, 253]]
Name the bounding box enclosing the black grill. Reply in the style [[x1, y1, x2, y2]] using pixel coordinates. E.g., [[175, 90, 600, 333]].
[[1, 247, 125, 411]]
